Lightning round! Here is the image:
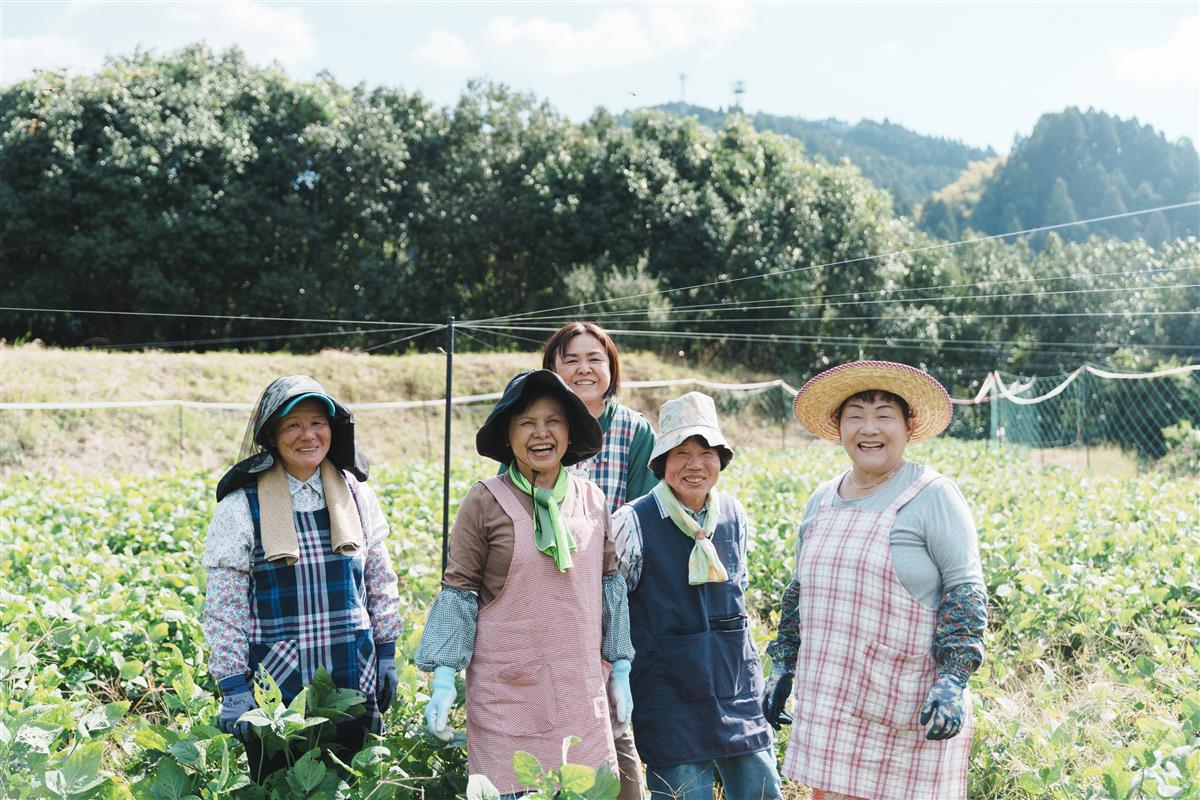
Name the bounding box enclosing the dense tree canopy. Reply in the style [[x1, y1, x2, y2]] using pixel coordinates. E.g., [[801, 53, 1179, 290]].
[[1, 46, 1196, 387]]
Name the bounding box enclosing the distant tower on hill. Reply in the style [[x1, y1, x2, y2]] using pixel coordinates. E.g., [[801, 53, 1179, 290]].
[[680, 73, 687, 104], [732, 80, 745, 112]]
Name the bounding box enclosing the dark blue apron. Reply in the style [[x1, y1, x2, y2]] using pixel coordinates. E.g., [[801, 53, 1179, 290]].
[[245, 484, 381, 734], [627, 491, 772, 766]]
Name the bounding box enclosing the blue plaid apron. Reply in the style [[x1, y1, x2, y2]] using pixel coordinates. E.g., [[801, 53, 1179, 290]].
[[244, 482, 382, 734], [568, 402, 640, 514]]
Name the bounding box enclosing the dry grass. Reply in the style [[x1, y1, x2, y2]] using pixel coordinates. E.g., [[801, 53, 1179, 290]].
[[1023, 444, 1140, 479], [1, 344, 809, 477]]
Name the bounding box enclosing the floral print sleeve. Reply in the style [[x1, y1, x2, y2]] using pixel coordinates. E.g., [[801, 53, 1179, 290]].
[[204, 567, 251, 680], [765, 577, 802, 675], [931, 582, 988, 684], [356, 481, 404, 645]]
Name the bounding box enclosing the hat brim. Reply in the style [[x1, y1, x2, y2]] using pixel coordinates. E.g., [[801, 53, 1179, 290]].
[[276, 392, 337, 418], [476, 370, 602, 466], [793, 361, 952, 443]]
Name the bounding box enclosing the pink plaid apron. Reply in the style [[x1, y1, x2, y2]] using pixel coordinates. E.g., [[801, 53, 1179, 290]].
[[783, 467, 972, 800], [466, 476, 617, 793]]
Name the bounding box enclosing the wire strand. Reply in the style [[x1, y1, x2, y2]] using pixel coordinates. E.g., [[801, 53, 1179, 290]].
[[363, 325, 446, 353], [476, 200, 1200, 324], [0, 305, 435, 328]]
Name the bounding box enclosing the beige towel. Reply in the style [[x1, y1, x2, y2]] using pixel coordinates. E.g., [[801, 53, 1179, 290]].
[[258, 460, 365, 564]]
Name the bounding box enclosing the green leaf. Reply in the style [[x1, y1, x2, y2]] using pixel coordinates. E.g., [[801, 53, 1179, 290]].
[[253, 668, 283, 710], [133, 725, 177, 753], [287, 688, 308, 717], [150, 758, 193, 800], [147, 623, 169, 642], [167, 738, 203, 767], [513, 751, 543, 786], [559, 764, 595, 793], [585, 767, 621, 800], [119, 659, 144, 680], [290, 749, 327, 792], [60, 739, 107, 794]]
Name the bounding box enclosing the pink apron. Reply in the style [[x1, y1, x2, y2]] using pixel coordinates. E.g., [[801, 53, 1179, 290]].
[[783, 467, 972, 800], [466, 476, 617, 793]]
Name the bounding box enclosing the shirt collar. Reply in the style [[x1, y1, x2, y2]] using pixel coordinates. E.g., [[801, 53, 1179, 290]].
[[651, 483, 715, 523], [286, 470, 325, 498]]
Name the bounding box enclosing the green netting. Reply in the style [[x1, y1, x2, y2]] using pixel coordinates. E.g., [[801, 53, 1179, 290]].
[[990, 366, 1200, 463]]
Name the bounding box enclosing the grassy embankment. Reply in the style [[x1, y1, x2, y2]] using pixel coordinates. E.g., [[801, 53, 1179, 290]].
[[1, 344, 808, 478]]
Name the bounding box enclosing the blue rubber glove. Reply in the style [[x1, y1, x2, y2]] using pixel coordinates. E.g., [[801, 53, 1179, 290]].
[[426, 665, 457, 741], [919, 674, 966, 740], [376, 641, 398, 712], [217, 674, 257, 741], [609, 659, 633, 725], [761, 669, 794, 730]]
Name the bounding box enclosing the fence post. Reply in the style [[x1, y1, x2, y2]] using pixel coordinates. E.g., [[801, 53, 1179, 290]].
[[441, 317, 455, 578]]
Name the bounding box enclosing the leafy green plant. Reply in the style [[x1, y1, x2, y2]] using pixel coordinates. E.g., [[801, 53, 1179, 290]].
[[466, 737, 620, 800]]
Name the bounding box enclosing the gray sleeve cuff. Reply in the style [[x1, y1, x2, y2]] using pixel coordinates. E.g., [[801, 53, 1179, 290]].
[[414, 587, 479, 672], [601, 573, 634, 663]]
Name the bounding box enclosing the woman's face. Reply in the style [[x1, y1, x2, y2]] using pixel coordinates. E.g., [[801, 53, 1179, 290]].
[[273, 398, 332, 479], [507, 395, 569, 480], [663, 437, 721, 512], [552, 333, 612, 413], [838, 396, 913, 474]]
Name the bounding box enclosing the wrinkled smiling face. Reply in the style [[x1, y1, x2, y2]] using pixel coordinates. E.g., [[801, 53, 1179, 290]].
[[664, 436, 721, 512], [273, 398, 332, 479], [837, 397, 913, 473], [553, 333, 612, 411], [507, 395, 569, 479]]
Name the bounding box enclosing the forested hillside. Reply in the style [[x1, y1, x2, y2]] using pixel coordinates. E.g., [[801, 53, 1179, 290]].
[[633, 102, 995, 214], [967, 108, 1199, 244], [2, 46, 1197, 379]]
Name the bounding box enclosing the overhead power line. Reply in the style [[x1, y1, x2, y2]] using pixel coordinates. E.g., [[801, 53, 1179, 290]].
[[477, 200, 1200, 325], [0, 306, 434, 328]]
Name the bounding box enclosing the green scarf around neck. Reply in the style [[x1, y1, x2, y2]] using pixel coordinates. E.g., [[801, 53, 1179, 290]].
[[508, 463, 575, 572], [654, 481, 730, 585]]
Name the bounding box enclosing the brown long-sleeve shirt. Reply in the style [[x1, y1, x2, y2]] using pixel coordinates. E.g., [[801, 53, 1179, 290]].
[[442, 472, 618, 607]]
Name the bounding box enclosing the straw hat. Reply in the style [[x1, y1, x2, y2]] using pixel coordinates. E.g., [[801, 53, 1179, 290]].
[[792, 360, 952, 443]]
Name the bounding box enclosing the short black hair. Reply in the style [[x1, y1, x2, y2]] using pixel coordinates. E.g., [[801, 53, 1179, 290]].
[[833, 390, 912, 423], [648, 434, 734, 479]]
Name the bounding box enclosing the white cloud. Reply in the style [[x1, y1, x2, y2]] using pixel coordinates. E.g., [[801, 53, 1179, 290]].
[[484, 1, 751, 74], [2, 1, 316, 84], [1114, 15, 1200, 86], [412, 30, 477, 71]]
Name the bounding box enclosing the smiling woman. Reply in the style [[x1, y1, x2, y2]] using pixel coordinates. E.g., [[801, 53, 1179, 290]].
[[414, 370, 635, 795], [201, 375, 402, 785], [764, 361, 988, 800]]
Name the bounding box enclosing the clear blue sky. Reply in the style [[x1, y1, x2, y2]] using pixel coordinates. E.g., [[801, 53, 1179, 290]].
[[2, 1, 1197, 153]]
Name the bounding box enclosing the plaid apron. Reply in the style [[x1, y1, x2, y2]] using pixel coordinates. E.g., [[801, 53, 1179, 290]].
[[245, 478, 381, 734], [783, 467, 972, 800], [466, 475, 617, 794], [568, 402, 640, 514]]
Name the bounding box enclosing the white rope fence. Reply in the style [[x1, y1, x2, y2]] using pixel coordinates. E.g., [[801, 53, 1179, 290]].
[[3, 365, 1194, 412]]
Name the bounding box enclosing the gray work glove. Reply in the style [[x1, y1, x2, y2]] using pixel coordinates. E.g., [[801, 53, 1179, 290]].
[[217, 674, 257, 741], [376, 641, 399, 712]]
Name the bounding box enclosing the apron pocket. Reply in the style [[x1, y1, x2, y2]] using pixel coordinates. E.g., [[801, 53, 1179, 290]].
[[851, 640, 932, 731], [472, 663, 561, 736], [251, 638, 303, 700], [710, 625, 759, 700]]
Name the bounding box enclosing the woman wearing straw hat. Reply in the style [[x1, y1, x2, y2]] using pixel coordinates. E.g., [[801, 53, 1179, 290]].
[[414, 370, 635, 795], [543, 321, 657, 800], [612, 392, 780, 800], [762, 361, 988, 800], [203, 375, 402, 783]]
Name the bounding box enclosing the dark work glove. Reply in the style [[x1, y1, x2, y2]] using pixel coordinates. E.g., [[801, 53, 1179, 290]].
[[761, 670, 794, 729], [376, 642, 398, 712], [919, 674, 966, 740], [217, 674, 257, 740]]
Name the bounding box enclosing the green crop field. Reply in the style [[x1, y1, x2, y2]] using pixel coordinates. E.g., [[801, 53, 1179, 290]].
[[1, 440, 1197, 799]]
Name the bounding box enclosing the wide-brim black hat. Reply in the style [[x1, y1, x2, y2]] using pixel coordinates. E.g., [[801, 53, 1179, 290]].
[[476, 370, 602, 467], [216, 375, 369, 500]]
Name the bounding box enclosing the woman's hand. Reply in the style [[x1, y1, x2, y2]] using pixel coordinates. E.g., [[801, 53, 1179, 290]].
[[376, 648, 398, 712], [609, 659, 633, 727], [918, 674, 966, 740], [426, 666, 457, 741], [216, 674, 257, 741], [761, 670, 794, 729]]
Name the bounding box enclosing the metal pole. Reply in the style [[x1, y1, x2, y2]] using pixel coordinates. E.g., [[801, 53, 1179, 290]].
[[441, 317, 455, 576]]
